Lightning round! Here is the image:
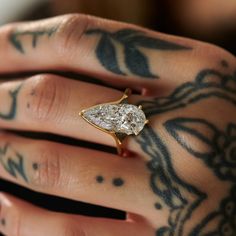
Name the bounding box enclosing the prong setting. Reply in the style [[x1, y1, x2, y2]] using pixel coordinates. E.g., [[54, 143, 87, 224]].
[[79, 88, 148, 155]]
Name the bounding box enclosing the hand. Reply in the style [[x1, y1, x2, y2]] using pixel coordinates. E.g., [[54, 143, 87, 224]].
[[0, 14, 235, 236]]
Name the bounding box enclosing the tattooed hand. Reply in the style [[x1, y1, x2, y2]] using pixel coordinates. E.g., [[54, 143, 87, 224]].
[[0, 14, 235, 236]]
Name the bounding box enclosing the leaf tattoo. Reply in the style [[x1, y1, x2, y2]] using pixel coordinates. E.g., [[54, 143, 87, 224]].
[[86, 28, 191, 78], [165, 118, 236, 182], [96, 34, 125, 75]]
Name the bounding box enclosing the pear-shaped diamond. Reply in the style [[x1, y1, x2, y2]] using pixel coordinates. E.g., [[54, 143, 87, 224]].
[[82, 104, 147, 135]]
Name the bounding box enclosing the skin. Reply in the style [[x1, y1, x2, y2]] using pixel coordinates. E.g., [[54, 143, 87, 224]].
[[0, 14, 235, 236]]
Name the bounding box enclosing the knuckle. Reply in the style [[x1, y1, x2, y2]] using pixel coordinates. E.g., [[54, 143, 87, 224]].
[[30, 143, 63, 189], [54, 14, 92, 60], [199, 43, 236, 66], [26, 74, 70, 123], [0, 23, 19, 52]]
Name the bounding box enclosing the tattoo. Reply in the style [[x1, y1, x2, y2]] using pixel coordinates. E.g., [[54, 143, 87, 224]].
[[95, 176, 125, 187], [0, 84, 22, 120], [9, 27, 58, 54], [86, 28, 191, 78], [113, 178, 124, 187], [155, 202, 162, 210], [165, 117, 236, 235], [138, 69, 236, 117], [136, 126, 207, 236], [96, 175, 104, 183], [190, 185, 236, 236], [165, 118, 236, 182], [0, 219, 5, 226], [135, 65, 236, 235], [0, 144, 28, 182], [32, 162, 39, 171]]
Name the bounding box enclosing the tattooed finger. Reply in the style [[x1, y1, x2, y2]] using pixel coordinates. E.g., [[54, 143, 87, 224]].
[[0, 133, 155, 216], [0, 14, 228, 94]]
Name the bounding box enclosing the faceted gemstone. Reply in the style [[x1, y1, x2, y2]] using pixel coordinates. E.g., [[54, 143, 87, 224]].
[[82, 104, 146, 135]]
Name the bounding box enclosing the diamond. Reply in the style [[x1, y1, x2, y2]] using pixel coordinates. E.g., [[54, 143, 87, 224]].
[[82, 104, 147, 135]]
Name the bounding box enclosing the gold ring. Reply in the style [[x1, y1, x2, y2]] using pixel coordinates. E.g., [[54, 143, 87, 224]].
[[79, 88, 149, 155]]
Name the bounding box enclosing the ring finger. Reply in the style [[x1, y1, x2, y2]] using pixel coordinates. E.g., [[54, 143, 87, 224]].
[[0, 74, 142, 149]]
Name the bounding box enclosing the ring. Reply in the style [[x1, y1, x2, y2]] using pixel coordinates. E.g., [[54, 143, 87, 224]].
[[79, 88, 149, 155]]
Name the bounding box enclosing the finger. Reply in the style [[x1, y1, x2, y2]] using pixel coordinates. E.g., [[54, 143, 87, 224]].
[[0, 193, 154, 236], [0, 75, 143, 148], [0, 14, 225, 95], [0, 133, 156, 216]]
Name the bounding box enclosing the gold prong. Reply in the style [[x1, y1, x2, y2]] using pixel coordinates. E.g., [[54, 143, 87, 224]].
[[138, 105, 142, 110], [79, 111, 84, 116], [111, 133, 123, 155], [119, 92, 129, 103], [145, 120, 149, 124], [124, 88, 132, 96]]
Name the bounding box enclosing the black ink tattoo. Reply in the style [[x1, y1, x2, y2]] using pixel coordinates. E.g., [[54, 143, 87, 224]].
[[135, 65, 236, 235], [190, 185, 236, 236], [136, 126, 207, 236], [96, 176, 125, 187], [9, 27, 58, 54], [0, 218, 5, 226], [0, 84, 22, 120], [86, 28, 191, 78], [165, 118, 236, 182], [165, 117, 236, 235], [96, 175, 104, 183], [138, 69, 236, 117], [155, 202, 162, 210], [113, 178, 124, 187], [32, 163, 39, 171], [0, 144, 28, 182]]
